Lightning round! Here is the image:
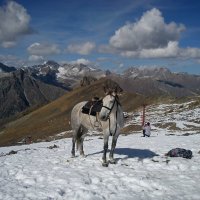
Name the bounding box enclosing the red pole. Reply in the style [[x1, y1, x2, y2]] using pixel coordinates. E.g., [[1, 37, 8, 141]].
[[142, 104, 146, 126]]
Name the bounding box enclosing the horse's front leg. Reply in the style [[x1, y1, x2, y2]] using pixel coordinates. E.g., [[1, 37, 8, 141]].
[[109, 131, 119, 164], [102, 131, 110, 167]]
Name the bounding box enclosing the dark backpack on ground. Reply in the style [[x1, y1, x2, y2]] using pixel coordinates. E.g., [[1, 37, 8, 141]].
[[166, 148, 192, 159]]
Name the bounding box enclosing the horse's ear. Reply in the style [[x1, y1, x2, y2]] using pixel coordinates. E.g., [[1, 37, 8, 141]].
[[117, 90, 123, 96], [118, 91, 123, 96], [104, 90, 108, 95], [103, 86, 108, 94], [104, 87, 112, 95], [103, 80, 124, 96], [112, 91, 117, 96]]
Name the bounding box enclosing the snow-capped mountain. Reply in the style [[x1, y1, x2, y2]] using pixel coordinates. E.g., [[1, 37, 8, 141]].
[[0, 61, 108, 124], [57, 63, 105, 79], [27, 61, 107, 89], [29, 60, 60, 76], [26, 61, 60, 80], [29, 61, 105, 80], [123, 66, 172, 79]]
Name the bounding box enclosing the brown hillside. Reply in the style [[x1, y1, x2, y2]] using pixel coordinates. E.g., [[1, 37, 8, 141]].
[[0, 78, 160, 147]]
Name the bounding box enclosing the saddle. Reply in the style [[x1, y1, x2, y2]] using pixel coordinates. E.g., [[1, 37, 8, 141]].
[[82, 97, 103, 116]]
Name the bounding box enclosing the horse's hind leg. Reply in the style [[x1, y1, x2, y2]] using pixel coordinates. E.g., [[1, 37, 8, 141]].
[[79, 126, 88, 157], [72, 125, 86, 157], [71, 131, 77, 157], [71, 127, 80, 157], [109, 132, 119, 164], [79, 135, 85, 157], [71, 135, 76, 157]]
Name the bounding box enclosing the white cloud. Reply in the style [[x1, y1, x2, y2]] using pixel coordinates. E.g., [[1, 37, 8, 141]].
[[0, 54, 25, 67], [67, 42, 96, 55], [0, 1, 32, 47], [140, 41, 179, 58], [1, 41, 16, 48], [107, 8, 200, 60], [121, 41, 200, 59], [70, 58, 93, 65], [110, 8, 185, 51], [27, 43, 60, 56], [98, 44, 118, 54], [28, 55, 44, 62], [179, 47, 200, 58], [121, 41, 179, 58]]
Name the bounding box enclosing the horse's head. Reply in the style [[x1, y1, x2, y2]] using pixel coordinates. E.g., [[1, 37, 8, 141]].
[[99, 92, 118, 121]]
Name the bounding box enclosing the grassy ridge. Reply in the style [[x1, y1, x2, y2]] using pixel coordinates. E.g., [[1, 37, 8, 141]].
[[0, 78, 176, 147]]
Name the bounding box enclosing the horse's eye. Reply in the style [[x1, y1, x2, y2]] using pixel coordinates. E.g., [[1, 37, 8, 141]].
[[110, 99, 114, 104]]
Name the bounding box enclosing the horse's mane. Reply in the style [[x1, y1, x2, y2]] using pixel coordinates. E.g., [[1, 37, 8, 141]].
[[103, 79, 123, 94]]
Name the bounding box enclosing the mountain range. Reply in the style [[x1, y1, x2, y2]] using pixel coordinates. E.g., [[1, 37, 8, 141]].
[[0, 61, 108, 123], [1, 61, 200, 121], [27, 60, 107, 89], [18, 62, 200, 97], [110, 67, 200, 97]]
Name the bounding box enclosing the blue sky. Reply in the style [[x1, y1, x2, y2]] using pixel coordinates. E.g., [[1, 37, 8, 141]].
[[0, 0, 200, 74]]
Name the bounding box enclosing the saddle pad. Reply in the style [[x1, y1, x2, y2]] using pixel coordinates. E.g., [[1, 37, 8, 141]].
[[82, 100, 103, 116]]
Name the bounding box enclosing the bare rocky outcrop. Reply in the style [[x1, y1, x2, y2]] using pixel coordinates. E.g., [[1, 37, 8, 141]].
[[80, 76, 97, 86], [0, 69, 67, 121]]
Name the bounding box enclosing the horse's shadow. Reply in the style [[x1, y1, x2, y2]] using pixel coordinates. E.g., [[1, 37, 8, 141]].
[[87, 148, 159, 160], [115, 148, 158, 159]]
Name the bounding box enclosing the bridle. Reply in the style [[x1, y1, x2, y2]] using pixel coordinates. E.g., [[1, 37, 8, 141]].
[[101, 94, 121, 136], [102, 96, 115, 118], [102, 94, 120, 119]]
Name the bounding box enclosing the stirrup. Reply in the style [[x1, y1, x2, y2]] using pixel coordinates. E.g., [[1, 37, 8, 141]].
[[94, 121, 100, 127]]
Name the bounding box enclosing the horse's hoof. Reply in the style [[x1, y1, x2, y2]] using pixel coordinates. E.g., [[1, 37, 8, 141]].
[[102, 162, 109, 167], [71, 154, 75, 158], [109, 159, 116, 164]]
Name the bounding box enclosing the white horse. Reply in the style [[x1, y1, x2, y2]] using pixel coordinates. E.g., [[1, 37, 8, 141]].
[[71, 92, 124, 167]]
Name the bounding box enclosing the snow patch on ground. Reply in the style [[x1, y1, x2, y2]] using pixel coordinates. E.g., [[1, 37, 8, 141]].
[[0, 133, 200, 200]]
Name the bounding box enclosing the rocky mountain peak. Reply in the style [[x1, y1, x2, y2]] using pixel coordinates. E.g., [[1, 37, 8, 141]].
[[57, 63, 106, 79], [44, 60, 60, 69], [123, 66, 172, 79], [12, 68, 26, 81], [0, 62, 16, 73]]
